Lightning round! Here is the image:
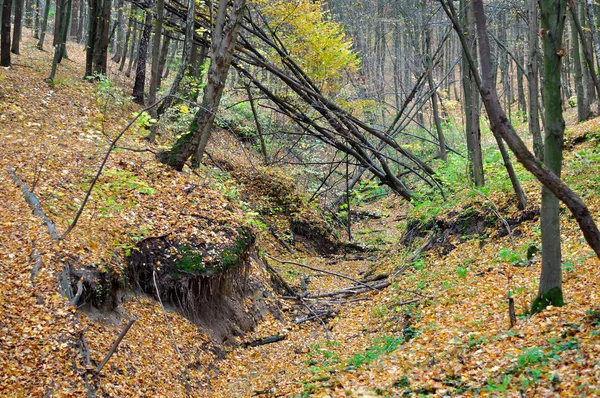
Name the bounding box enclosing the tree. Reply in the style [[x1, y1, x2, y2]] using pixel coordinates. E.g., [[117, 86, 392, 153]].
[[1, 0, 11, 67], [460, 0, 484, 186], [132, 9, 152, 104], [11, 0, 24, 55], [533, 0, 568, 312], [160, 0, 247, 169], [146, 0, 164, 142], [36, 0, 50, 49]]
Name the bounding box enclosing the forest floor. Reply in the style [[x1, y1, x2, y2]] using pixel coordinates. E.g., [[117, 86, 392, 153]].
[[2, 35, 600, 397]]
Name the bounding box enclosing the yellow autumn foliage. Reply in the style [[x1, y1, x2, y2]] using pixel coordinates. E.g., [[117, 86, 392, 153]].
[[252, 0, 359, 93]]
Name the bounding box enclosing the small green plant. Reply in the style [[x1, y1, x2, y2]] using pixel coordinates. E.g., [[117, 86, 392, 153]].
[[457, 266, 468, 279], [485, 375, 511, 392], [347, 336, 403, 368]]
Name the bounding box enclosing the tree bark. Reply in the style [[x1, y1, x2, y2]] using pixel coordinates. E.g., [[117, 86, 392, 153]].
[[155, 0, 194, 117], [48, 0, 71, 80], [159, 0, 247, 169], [426, 26, 447, 161], [126, 10, 138, 77], [535, 0, 567, 312], [571, 7, 589, 121], [111, 0, 123, 62], [33, 0, 41, 39], [84, 0, 98, 77], [36, 0, 50, 49], [119, 4, 132, 72], [132, 10, 152, 105], [0, 0, 11, 67], [146, 0, 164, 142], [460, 0, 484, 186], [527, 0, 544, 157], [70, 0, 78, 38], [11, 0, 24, 55]]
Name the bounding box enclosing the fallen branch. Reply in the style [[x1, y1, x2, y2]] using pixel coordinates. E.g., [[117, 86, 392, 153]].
[[96, 318, 136, 374], [265, 254, 379, 291], [294, 310, 336, 324], [29, 245, 43, 283], [392, 230, 436, 278], [241, 334, 286, 348], [263, 261, 296, 297], [7, 169, 60, 241]]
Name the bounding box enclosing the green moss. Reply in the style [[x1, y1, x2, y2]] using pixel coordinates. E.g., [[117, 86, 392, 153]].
[[531, 286, 564, 314], [219, 228, 253, 270], [174, 245, 205, 273]]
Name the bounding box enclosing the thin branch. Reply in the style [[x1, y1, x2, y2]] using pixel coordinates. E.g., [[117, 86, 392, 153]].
[[61, 96, 168, 240], [265, 254, 380, 291]]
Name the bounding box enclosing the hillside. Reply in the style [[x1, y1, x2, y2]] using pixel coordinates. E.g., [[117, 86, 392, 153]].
[[2, 36, 600, 398]]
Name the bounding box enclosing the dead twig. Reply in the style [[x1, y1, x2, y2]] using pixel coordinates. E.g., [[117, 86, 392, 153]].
[[265, 254, 380, 291], [7, 169, 60, 241], [96, 318, 136, 374]]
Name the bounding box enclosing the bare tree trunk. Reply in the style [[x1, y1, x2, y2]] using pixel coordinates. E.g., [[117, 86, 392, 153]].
[[426, 27, 447, 160], [126, 11, 138, 77], [48, 0, 71, 80], [460, 0, 484, 186], [11, 0, 24, 54], [111, 0, 123, 62], [36, 0, 51, 49], [246, 83, 268, 163], [0, 0, 12, 67], [535, 0, 567, 313], [528, 0, 543, 157], [119, 4, 132, 72], [571, 8, 588, 121], [157, 33, 170, 89], [159, 0, 247, 169], [33, 0, 41, 39], [155, 0, 194, 117], [70, 0, 78, 38], [132, 10, 152, 105], [146, 0, 164, 142]]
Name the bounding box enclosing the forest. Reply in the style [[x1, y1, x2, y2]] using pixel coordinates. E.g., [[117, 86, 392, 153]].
[[1, 0, 600, 395]]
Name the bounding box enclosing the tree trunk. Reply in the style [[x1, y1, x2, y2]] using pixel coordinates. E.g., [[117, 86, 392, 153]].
[[36, 0, 50, 49], [11, 0, 24, 55], [155, 0, 194, 117], [53, 0, 62, 46], [533, 0, 567, 313], [111, 0, 123, 62], [1, 0, 11, 67], [84, 0, 97, 77], [33, 0, 40, 39], [70, 0, 78, 38], [92, 0, 110, 75], [426, 27, 447, 161], [157, 33, 170, 89], [119, 4, 132, 72], [527, 0, 544, 157], [159, 0, 247, 169], [146, 0, 164, 142], [125, 12, 138, 77], [132, 10, 152, 105], [571, 8, 589, 121], [48, 0, 71, 80], [460, 0, 485, 186], [570, 3, 600, 114]]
